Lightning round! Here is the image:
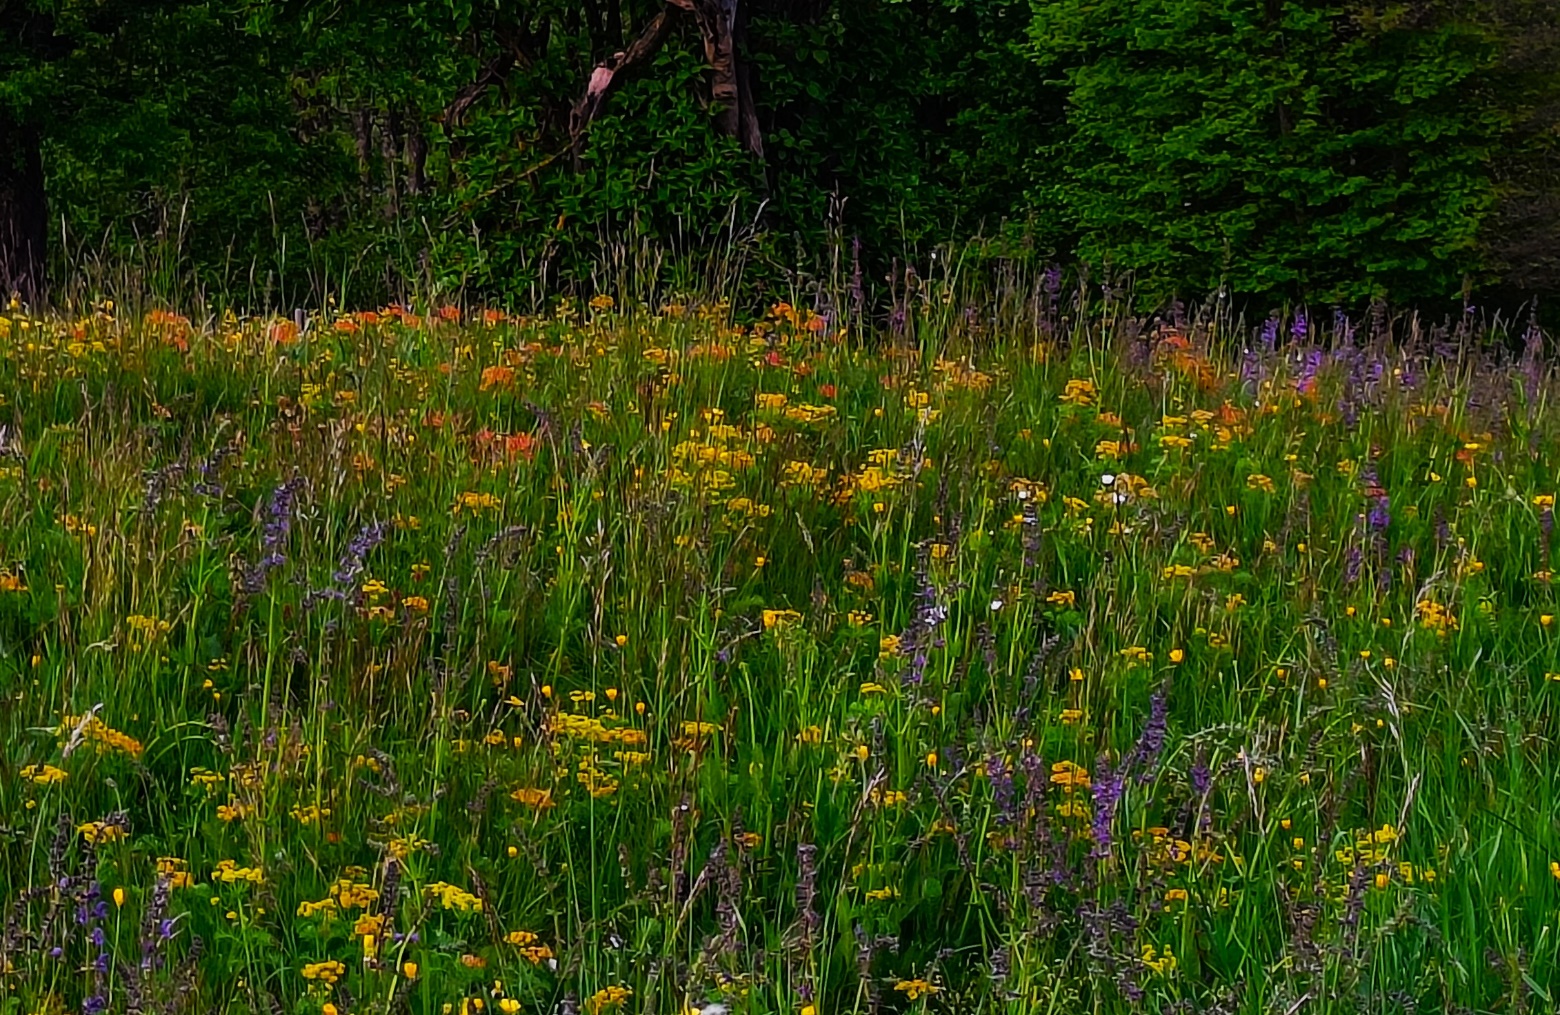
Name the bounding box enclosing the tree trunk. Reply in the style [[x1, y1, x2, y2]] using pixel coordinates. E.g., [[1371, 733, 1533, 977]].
[[380, 108, 402, 219], [732, 3, 763, 158], [685, 0, 763, 156], [405, 113, 428, 196], [351, 108, 375, 191], [695, 0, 742, 141], [0, 112, 47, 301]]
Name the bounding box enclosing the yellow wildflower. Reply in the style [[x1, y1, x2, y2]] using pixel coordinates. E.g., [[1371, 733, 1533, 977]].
[[894, 979, 940, 1001], [585, 986, 631, 1013], [1060, 378, 1097, 406], [302, 960, 346, 984], [426, 881, 483, 912], [20, 764, 67, 784]]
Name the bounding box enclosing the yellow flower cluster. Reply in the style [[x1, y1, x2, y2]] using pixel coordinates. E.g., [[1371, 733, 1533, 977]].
[[77, 821, 126, 844], [506, 929, 557, 965], [894, 978, 940, 1000], [331, 877, 377, 909], [511, 786, 556, 808], [125, 614, 171, 648], [548, 712, 647, 745], [301, 959, 346, 984], [1416, 598, 1457, 634], [586, 985, 631, 1013], [780, 460, 828, 490], [20, 764, 66, 785], [296, 897, 337, 918], [1133, 827, 1194, 868], [1141, 943, 1178, 975], [426, 881, 483, 912], [59, 715, 144, 758], [1059, 378, 1097, 405], [156, 856, 194, 888], [212, 860, 265, 884], [762, 608, 803, 630], [189, 767, 224, 791], [452, 491, 502, 514], [1050, 760, 1091, 792], [575, 756, 620, 797]]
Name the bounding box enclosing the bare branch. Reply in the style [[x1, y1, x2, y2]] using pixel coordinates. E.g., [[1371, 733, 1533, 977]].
[[569, 7, 683, 153], [440, 52, 516, 129]]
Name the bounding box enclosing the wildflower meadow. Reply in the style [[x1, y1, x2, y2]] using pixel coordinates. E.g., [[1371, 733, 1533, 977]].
[[2, 289, 1558, 1015]]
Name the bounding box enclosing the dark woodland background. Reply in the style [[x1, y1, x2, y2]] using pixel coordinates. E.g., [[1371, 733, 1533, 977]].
[[3, 0, 1559, 313]]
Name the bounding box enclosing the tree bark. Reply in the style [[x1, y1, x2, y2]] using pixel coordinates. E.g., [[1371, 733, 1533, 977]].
[[685, 0, 763, 156], [405, 113, 428, 195], [351, 108, 375, 190], [0, 111, 47, 301], [692, 0, 741, 141], [380, 108, 402, 219], [732, 2, 763, 158]]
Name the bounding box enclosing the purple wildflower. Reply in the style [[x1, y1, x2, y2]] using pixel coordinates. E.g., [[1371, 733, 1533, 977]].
[[1090, 754, 1123, 859], [850, 237, 865, 317], [305, 518, 387, 607], [899, 549, 947, 686], [1190, 756, 1211, 797], [1296, 348, 1325, 394], [193, 441, 239, 499], [1132, 690, 1168, 784], [1334, 308, 1356, 345], [1345, 542, 1364, 585], [334, 520, 386, 586], [1363, 473, 1390, 533], [1044, 265, 1062, 300], [989, 755, 1017, 825], [242, 477, 302, 593]]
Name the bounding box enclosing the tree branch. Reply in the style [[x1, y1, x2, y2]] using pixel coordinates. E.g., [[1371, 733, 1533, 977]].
[[440, 51, 517, 129], [567, 0, 766, 163], [569, 6, 684, 155]]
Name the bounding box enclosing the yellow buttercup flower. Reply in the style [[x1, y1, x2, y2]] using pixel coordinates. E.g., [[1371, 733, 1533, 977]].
[[302, 959, 346, 984], [894, 978, 940, 1001]]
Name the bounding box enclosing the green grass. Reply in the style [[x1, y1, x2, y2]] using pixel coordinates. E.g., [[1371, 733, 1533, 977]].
[[0, 295, 1557, 1014]]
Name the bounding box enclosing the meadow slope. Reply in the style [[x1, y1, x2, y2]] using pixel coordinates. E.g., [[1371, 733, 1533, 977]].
[[1, 297, 1558, 1014]]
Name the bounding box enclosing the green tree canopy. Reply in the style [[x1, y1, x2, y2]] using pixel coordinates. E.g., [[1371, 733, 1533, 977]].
[[2, 0, 1557, 307], [1026, 0, 1518, 303]]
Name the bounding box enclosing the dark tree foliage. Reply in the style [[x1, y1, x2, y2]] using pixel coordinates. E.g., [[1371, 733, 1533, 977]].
[[1, 0, 1557, 307], [1, 0, 60, 298], [1025, 0, 1560, 303]]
